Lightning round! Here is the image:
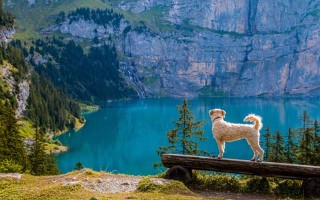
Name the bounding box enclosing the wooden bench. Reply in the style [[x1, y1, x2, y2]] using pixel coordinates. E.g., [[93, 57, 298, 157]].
[[161, 154, 320, 197]]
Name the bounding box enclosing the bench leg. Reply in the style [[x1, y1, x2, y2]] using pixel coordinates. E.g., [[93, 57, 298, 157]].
[[302, 178, 320, 198], [165, 166, 192, 185]]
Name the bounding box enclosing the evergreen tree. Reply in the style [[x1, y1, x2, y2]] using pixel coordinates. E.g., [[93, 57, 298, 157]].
[[45, 155, 60, 175], [29, 127, 48, 175], [298, 127, 314, 165], [270, 130, 285, 162], [74, 162, 84, 170], [263, 126, 272, 161], [314, 120, 320, 165], [0, 103, 28, 171], [297, 111, 314, 165], [155, 99, 207, 167], [284, 128, 296, 163]]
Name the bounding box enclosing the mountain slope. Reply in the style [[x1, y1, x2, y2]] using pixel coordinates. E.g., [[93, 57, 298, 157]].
[[5, 0, 320, 97]]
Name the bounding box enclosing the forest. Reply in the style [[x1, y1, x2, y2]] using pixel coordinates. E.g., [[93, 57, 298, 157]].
[[56, 7, 123, 29], [26, 37, 136, 101]]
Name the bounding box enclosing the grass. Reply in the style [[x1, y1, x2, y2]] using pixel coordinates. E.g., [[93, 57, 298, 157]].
[[0, 171, 218, 200], [79, 103, 99, 113], [18, 119, 35, 138], [137, 177, 194, 196], [5, 0, 111, 40], [189, 171, 303, 198], [0, 168, 305, 199]]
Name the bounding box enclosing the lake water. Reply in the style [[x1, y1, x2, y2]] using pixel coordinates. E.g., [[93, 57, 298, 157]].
[[56, 97, 320, 175]]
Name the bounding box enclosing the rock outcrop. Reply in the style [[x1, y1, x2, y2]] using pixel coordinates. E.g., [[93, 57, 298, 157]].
[[0, 28, 15, 46], [48, 0, 320, 97]]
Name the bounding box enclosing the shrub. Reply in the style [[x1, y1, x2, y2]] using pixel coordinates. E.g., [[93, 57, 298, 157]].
[[0, 159, 23, 173], [189, 171, 241, 192], [244, 176, 271, 194], [274, 179, 303, 197], [137, 178, 193, 195]]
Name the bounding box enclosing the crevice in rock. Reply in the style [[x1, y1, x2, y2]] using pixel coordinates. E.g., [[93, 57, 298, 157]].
[[247, 0, 258, 35]]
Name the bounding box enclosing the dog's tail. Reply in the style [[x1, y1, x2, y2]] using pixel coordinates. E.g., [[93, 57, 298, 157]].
[[244, 114, 263, 130]]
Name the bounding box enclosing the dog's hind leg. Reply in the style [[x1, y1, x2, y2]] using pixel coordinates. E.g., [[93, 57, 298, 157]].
[[216, 139, 225, 159], [257, 145, 264, 162], [246, 138, 258, 161]]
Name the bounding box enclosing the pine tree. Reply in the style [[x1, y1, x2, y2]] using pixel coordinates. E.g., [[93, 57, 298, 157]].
[[154, 99, 207, 167], [271, 130, 285, 162], [0, 103, 28, 171], [45, 155, 59, 175], [263, 126, 272, 161], [74, 162, 84, 170], [284, 128, 296, 163], [314, 120, 320, 165], [29, 127, 48, 175], [297, 111, 314, 165]]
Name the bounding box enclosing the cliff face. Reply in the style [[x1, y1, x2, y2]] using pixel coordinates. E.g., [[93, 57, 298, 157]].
[[0, 27, 29, 117], [0, 28, 15, 46], [44, 0, 320, 97], [114, 0, 320, 97]]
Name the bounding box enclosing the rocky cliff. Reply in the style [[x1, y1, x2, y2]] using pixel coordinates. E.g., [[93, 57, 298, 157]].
[[0, 26, 29, 117], [117, 0, 320, 97], [31, 0, 320, 97]]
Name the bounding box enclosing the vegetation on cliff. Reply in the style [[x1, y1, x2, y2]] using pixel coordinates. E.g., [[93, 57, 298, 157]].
[[26, 37, 136, 101]]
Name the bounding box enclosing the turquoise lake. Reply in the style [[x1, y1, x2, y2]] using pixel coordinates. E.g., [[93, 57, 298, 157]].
[[56, 97, 320, 175]]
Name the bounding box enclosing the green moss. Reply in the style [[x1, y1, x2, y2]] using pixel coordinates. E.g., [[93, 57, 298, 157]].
[[137, 178, 193, 196]]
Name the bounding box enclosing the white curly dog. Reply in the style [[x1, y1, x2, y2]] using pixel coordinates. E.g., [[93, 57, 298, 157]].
[[209, 109, 264, 162]]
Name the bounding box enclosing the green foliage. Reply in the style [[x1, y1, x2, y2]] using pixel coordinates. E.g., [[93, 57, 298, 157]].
[[155, 99, 207, 167], [29, 127, 59, 175], [28, 38, 136, 101], [0, 0, 14, 28], [74, 162, 84, 170], [189, 172, 303, 198], [64, 7, 123, 29], [274, 179, 302, 197], [137, 178, 192, 195], [244, 176, 271, 194], [263, 126, 272, 161], [27, 72, 81, 132], [263, 110, 320, 166], [284, 128, 296, 163], [0, 159, 23, 173], [270, 130, 285, 162], [1, 44, 29, 81], [0, 103, 28, 170], [189, 171, 240, 192]]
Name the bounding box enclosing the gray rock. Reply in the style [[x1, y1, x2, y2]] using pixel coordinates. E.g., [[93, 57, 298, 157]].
[[0, 173, 22, 179], [54, 0, 320, 97]]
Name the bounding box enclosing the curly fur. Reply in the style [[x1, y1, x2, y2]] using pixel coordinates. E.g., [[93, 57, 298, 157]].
[[209, 109, 264, 162]]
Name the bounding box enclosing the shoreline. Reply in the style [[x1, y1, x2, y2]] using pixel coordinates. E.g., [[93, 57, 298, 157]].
[[50, 105, 100, 154]]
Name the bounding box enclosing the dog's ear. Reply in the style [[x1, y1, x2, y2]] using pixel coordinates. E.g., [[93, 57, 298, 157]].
[[221, 110, 226, 117], [209, 110, 214, 116]]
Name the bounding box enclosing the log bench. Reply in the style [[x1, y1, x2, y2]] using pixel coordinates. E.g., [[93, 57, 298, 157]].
[[161, 154, 320, 198]]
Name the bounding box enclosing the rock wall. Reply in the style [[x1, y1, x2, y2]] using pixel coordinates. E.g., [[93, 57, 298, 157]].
[[53, 0, 320, 97], [0, 28, 15, 46]]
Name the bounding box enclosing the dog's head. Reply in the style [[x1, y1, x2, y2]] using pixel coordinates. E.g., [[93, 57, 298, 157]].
[[209, 109, 226, 121]]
